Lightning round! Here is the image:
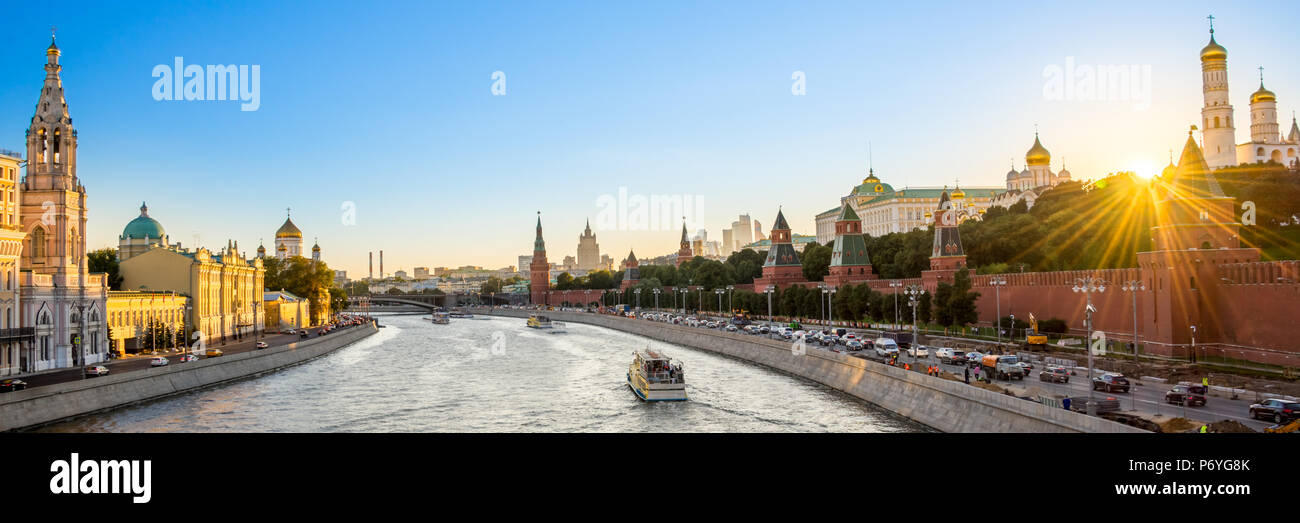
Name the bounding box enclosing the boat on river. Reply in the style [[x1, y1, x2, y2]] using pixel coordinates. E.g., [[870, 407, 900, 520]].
[[628, 349, 687, 401], [449, 308, 474, 319], [431, 312, 451, 324], [526, 314, 553, 329]]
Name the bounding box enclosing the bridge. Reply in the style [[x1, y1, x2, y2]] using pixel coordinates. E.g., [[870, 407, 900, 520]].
[[346, 295, 445, 312]]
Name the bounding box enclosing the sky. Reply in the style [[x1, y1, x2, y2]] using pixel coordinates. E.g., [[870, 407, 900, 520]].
[[0, 0, 1295, 277]]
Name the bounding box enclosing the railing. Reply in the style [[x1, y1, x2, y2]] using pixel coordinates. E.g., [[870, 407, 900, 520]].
[[640, 370, 684, 384], [0, 148, 22, 160], [0, 327, 35, 342]]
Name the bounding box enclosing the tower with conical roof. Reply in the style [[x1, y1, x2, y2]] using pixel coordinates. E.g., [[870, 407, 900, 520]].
[[1199, 17, 1237, 168], [1248, 69, 1280, 145], [825, 202, 874, 286], [753, 208, 806, 290], [529, 213, 550, 305], [1138, 126, 1260, 354], [620, 249, 640, 291], [922, 189, 967, 286], [274, 209, 303, 259], [675, 219, 693, 266], [311, 237, 321, 264]]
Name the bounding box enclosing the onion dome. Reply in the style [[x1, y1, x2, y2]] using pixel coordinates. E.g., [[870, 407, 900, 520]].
[[46, 35, 59, 56], [951, 185, 966, 200], [861, 168, 881, 184], [122, 202, 166, 239], [312, 239, 321, 253], [1025, 134, 1051, 166], [1006, 164, 1020, 181], [1200, 35, 1226, 62], [276, 214, 302, 239], [1251, 82, 1276, 104]]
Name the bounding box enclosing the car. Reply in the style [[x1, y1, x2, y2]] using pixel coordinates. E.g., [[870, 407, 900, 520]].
[[1039, 366, 1070, 383], [85, 365, 110, 376], [1249, 399, 1300, 423], [205, 348, 224, 357], [907, 345, 929, 358], [1017, 361, 1034, 375], [0, 378, 27, 392], [283, 329, 296, 335], [299, 330, 310, 338], [255, 341, 269, 349], [150, 357, 169, 367], [1092, 373, 1130, 393], [1165, 385, 1207, 406], [845, 340, 864, 351], [725, 324, 738, 332], [935, 348, 966, 365], [177, 354, 199, 363], [963, 351, 984, 367]]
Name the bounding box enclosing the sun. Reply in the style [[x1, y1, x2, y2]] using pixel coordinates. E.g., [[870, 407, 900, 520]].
[[1128, 160, 1158, 179]]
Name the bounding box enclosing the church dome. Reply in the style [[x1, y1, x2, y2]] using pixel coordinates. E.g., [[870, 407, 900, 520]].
[[1251, 83, 1276, 104], [1006, 167, 1020, 181], [276, 216, 302, 239], [951, 186, 966, 200], [122, 202, 166, 239], [1025, 134, 1051, 166], [1200, 36, 1227, 62], [861, 168, 881, 184]]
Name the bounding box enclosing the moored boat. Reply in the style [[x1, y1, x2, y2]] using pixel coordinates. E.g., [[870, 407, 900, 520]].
[[628, 349, 687, 401]]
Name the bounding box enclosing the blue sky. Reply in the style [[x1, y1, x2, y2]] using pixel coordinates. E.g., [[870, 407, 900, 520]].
[[0, 0, 1294, 276]]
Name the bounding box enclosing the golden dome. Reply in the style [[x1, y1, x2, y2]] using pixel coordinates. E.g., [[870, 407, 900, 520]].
[[275, 216, 303, 239], [1251, 83, 1276, 104], [951, 186, 966, 200], [861, 168, 880, 184], [1025, 134, 1051, 167], [1200, 36, 1226, 62]]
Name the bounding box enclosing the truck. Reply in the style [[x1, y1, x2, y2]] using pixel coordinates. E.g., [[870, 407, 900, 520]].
[[881, 331, 914, 349], [981, 354, 1024, 380]]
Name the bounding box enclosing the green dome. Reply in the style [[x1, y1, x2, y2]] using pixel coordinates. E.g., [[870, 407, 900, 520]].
[[123, 202, 166, 240]]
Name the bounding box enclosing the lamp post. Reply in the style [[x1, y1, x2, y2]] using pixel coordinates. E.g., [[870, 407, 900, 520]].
[[906, 285, 926, 351], [652, 288, 661, 311], [1190, 325, 1197, 363], [828, 286, 837, 329], [1072, 276, 1107, 416], [634, 288, 642, 309], [763, 285, 775, 328], [990, 277, 1006, 346], [714, 289, 724, 315], [819, 284, 828, 328], [889, 280, 902, 329], [726, 285, 734, 315], [1121, 280, 1144, 358]]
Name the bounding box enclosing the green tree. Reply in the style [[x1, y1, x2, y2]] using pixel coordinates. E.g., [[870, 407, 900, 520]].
[[800, 242, 832, 281], [88, 248, 123, 290]]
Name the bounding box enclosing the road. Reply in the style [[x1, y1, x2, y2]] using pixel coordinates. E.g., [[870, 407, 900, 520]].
[[13, 325, 363, 390]]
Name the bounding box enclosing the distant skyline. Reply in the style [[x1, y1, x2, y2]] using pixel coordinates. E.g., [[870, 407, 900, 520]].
[[1, 1, 1295, 277]]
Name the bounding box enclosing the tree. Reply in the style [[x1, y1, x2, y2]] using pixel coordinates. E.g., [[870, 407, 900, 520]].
[[88, 248, 123, 290], [801, 242, 831, 281]]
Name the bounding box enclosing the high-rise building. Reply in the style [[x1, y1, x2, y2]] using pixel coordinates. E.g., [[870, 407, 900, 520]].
[[576, 219, 601, 270]]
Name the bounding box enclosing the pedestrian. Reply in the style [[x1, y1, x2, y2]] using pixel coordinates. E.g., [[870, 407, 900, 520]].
[[964, 367, 970, 384], [974, 366, 981, 382]]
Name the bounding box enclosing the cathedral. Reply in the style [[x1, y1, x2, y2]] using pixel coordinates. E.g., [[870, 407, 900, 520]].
[[1195, 20, 1300, 169], [16, 35, 109, 372]]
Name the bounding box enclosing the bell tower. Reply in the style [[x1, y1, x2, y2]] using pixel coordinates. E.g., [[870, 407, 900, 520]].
[[21, 31, 89, 277]]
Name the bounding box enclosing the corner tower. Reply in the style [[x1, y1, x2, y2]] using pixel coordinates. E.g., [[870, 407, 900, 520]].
[[529, 213, 550, 305], [825, 202, 874, 286]]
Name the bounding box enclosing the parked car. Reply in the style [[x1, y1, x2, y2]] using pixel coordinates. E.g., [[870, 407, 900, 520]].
[[1092, 373, 1131, 393], [205, 348, 224, 357], [255, 341, 269, 349], [936, 348, 966, 365], [1164, 384, 1207, 406], [1039, 366, 1070, 383], [150, 357, 169, 367], [1249, 399, 1300, 423], [0, 378, 27, 392], [906, 345, 930, 358], [85, 365, 110, 376]]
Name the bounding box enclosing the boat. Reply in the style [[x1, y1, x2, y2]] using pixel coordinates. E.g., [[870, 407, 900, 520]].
[[548, 321, 567, 333], [627, 348, 687, 401], [431, 312, 451, 324], [449, 308, 474, 319], [526, 314, 553, 329]]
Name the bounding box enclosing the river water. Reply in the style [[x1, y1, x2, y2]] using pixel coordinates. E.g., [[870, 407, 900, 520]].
[[39, 314, 927, 432]]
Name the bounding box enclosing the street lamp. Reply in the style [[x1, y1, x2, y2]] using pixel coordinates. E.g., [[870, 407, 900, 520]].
[[1072, 276, 1107, 416], [827, 286, 837, 329], [1190, 325, 1197, 363], [889, 280, 902, 328], [726, 285, 735, 315], [652, 287, 661, 311], [906, 284, 926, 351], [714, 288, 725, 315], [763, 285, 775, 328], [634, 288, 642, 309], [990, 277, 1007, 346], [1121, 280, 1144, 358], [817, 283, 827, 326]]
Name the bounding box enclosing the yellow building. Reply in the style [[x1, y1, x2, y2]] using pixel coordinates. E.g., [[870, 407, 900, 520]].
[[119, 242, 265, 345], [105, 291, 188, 355], [263, 290, 311, 331], [0, 149, 27, 376]]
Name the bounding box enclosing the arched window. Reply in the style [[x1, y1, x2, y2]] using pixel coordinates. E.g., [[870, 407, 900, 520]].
[[1214, 116, 1220, 128], [52, 128, 61, 164], [31, 227, 46, 259], [1201, 241, 1213, 250], [1257, 147, 1266, 157], [36, 128, 47, 163]]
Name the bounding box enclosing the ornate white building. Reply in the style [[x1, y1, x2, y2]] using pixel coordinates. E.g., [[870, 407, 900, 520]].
[[19, 36, 108, 372], [990, 133, 1073, 210], [1194, 22, 1299, 169], [815, 168, 1004, 243], [274, 211, 303, 259]]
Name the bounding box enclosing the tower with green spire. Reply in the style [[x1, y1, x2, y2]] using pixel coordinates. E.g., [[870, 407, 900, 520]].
[[529, 213, 550, 305], [753, 208, 807, 290], [825, 202, 874, 285]]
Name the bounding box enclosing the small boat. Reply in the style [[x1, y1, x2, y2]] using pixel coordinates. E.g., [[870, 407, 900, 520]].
[[449, 308, 474, 319], [431, 312, 451, 324], [548, 321, 567, 333], [628, 348, 687, 401], [526, 314, 553, 329]]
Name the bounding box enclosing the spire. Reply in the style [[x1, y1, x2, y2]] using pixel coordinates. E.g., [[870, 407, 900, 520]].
[[139, 201, 149, 216], [534, 212, 545, 252], [680, 219, 689, 243], [1168, 125, 1225, 200]]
